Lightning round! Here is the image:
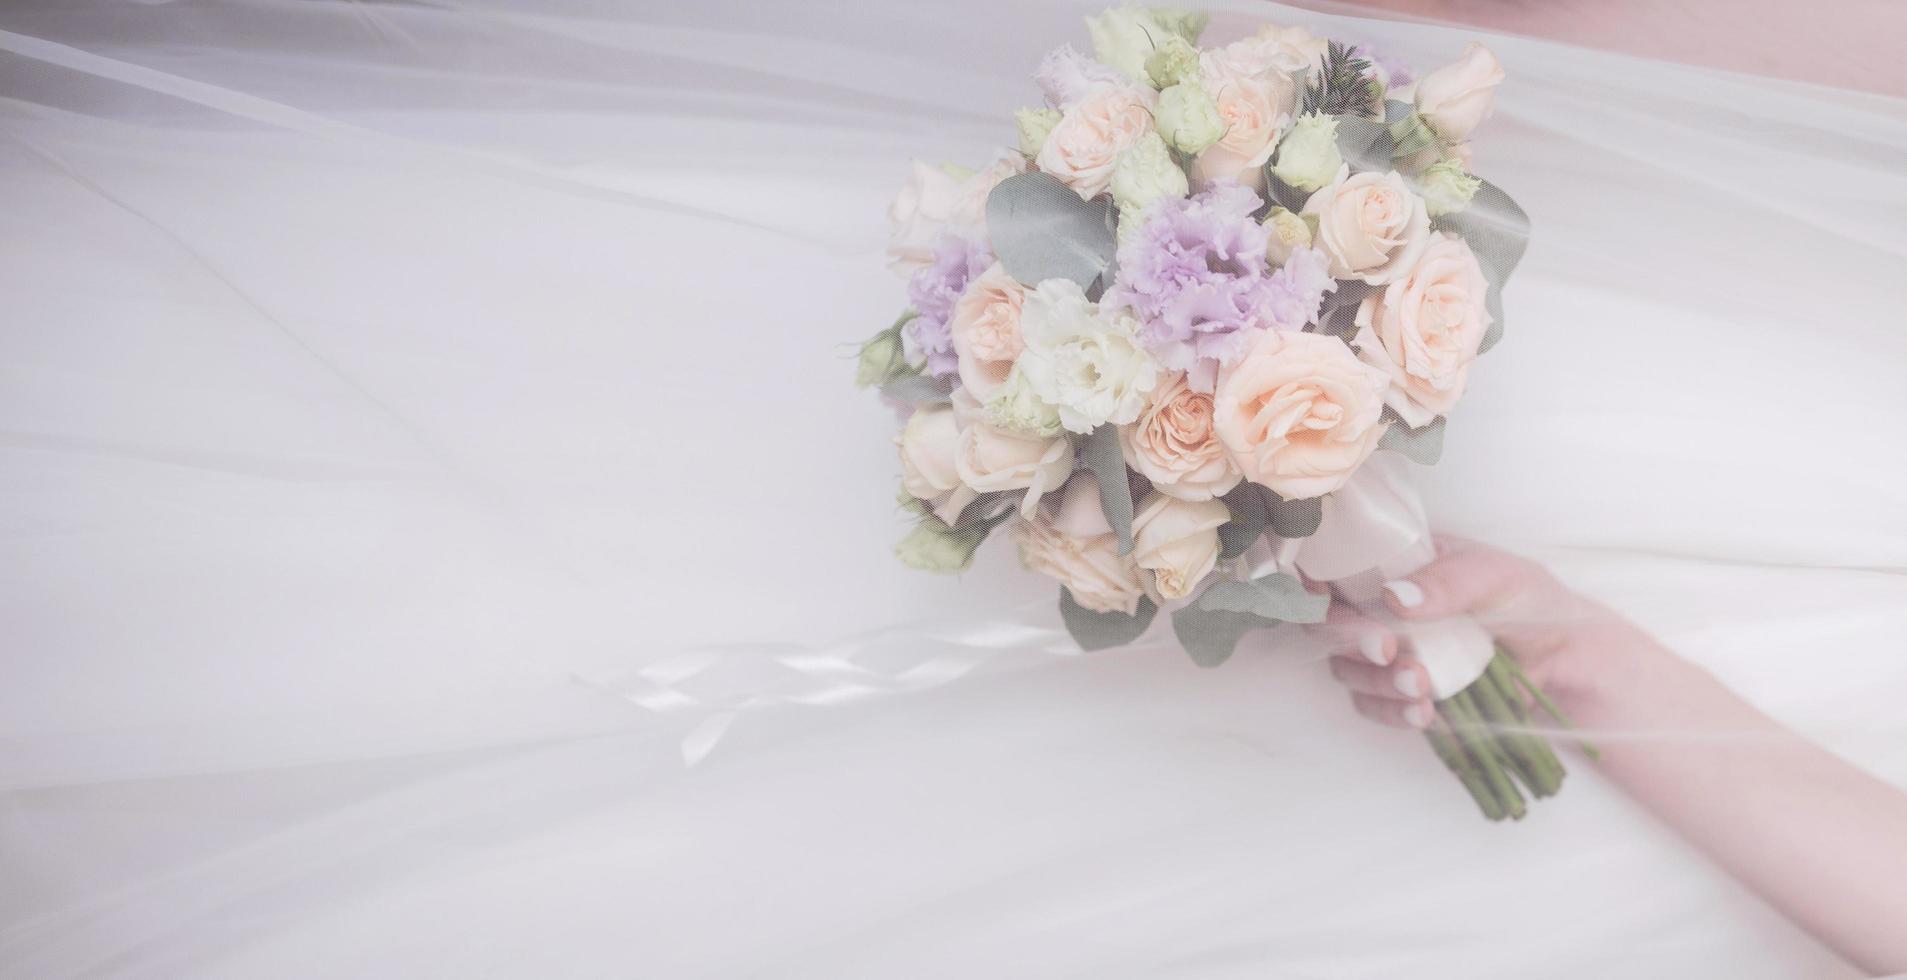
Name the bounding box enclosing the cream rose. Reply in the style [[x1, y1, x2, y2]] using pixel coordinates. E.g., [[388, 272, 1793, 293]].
[[1206, 23, 1329, 77], [886, 157, 1022, 274], [1131, 493, 1229, 601], [1191, 57, 1294, 188], [1354, 232, 1492, 427], [1017, 477, 1148, 615], [1303, 168, 1431, 285], [1121, 374, 1241, 502], [1035, 85, 1156, 200], [1415, 42, 1504, 144], [1213, 330, 1390, 500], [897, 404, 962, 501], [949, 262, 1026, 400], [952, 390, 1072, 517]]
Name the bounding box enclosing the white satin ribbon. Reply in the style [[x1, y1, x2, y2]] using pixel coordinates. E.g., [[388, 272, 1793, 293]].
[[1295, 455, 1496, 699]]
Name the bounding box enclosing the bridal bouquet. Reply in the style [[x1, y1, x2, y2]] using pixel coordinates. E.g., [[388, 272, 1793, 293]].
[[855, 7, 1556, 821]]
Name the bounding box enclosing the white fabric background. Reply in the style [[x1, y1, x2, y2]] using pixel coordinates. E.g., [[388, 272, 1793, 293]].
[[2, 0, 1904, 976]]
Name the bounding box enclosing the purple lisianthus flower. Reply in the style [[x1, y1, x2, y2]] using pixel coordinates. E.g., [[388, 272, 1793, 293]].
[[1106, 183, 1335, 391], [905, 234, 991, 378]]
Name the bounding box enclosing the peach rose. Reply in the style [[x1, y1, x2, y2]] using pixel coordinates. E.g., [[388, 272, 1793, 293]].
[[1303, 168, 1431, 285], [1415, 43, 1504, 144], [1121, 374, 1241, 502], [1354, 233, 1493, 427], [1017, 476, 1147, 615], [952, 391, 1072, 518], [1035, 85, 1156, 200], [1191, 58, 1294, 188], [949, 262, 1027, 400], [1213, 330, 1390, 500], [1131, 493, 1230, 601]]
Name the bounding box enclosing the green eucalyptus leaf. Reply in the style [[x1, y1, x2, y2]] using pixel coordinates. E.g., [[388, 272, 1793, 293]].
[[880, 373, 954, 405], [1217, 484, 1270, 561], [986, 172, 1119, 290], [1060, 589, 1156, 651], [954, 490, 1019, 530], [1312, 280, 1372, 338], [1078, 425, 1135, 556], [1333, 116, 1393, 174], [1379, 413, 1446, 465], [1171, 606, 1266, 668], [1265, 489, 1322, 538], [1197, 572, 1329, 624]]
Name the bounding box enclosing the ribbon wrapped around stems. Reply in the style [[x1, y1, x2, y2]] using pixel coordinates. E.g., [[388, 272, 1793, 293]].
[[1289, 454, 1575, 821], [1294, 454, 1496, 700]]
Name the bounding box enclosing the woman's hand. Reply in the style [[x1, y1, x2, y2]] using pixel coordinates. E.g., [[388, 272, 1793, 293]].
[[1313, 536, 1666, 730], [1313, 536, 1907, 973]]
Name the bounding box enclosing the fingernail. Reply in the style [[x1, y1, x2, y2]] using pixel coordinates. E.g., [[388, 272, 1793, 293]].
[[1358, 632, 1390, 666], [1393, 668, 1422, 698], [1404, 704, 1431, 728], [1383, 579, 1424, 610]]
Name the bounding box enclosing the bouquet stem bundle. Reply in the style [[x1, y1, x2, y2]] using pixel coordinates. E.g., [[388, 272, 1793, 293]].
[[1423, 648, 1593, 821]]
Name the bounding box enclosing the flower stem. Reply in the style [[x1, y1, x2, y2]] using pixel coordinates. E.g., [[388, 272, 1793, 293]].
[[1441, 690, 1527, 820], [1424, 725, 1501, 821], [1472, 660, 1563, 798], [1498, 649, 1601, 761]]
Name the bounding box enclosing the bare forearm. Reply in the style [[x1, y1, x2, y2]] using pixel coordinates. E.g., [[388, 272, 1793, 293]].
[[1580, 648, 1907, 975]]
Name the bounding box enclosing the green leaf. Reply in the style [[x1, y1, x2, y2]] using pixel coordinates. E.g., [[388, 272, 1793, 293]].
[[1311, 280, 1371, 338], [1379, 413, 1446, 465], [1333, 116, 1393, 174], [1301, 41, 1381, 120], [1433, 179, 1529, 355], [1171, 607, 1266, 668], [1265, 490, 1322, 538], [985, 172, 1119, 292], [1060, 589, 1156, 651], [879, 373, 954, 405], [1217, 484, 1269, 561], [1197, 572, 1329, 624], [1077, 425, 1135, 556], [1387, 109, 1435, 160]]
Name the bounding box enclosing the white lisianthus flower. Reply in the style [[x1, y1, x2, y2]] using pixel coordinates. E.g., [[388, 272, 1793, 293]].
[[1416, 157, 1482, 217], [1153, 81, 1223, 156], [983, 363, 1065, 437], [1016, 106, 1062, 156], [1111, 131, 1189, 218], [1017, 279, 1161, 434], [1269, 112, 1342, 193], [1086, 4, 1210, 82], [1144, 35, 1201, 89]]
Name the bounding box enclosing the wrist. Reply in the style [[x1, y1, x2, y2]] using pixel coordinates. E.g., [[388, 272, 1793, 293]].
[[1561, 627, 1709, 733]]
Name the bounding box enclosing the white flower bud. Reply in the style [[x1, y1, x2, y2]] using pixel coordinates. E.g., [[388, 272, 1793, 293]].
[[1269, 112, 1342, 193], [1416, 157, 1482, 217], [1153, 81, 1223, 156]]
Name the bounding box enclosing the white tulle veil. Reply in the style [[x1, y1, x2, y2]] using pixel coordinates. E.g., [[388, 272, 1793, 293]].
[[2, 0, 1904, 976]]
